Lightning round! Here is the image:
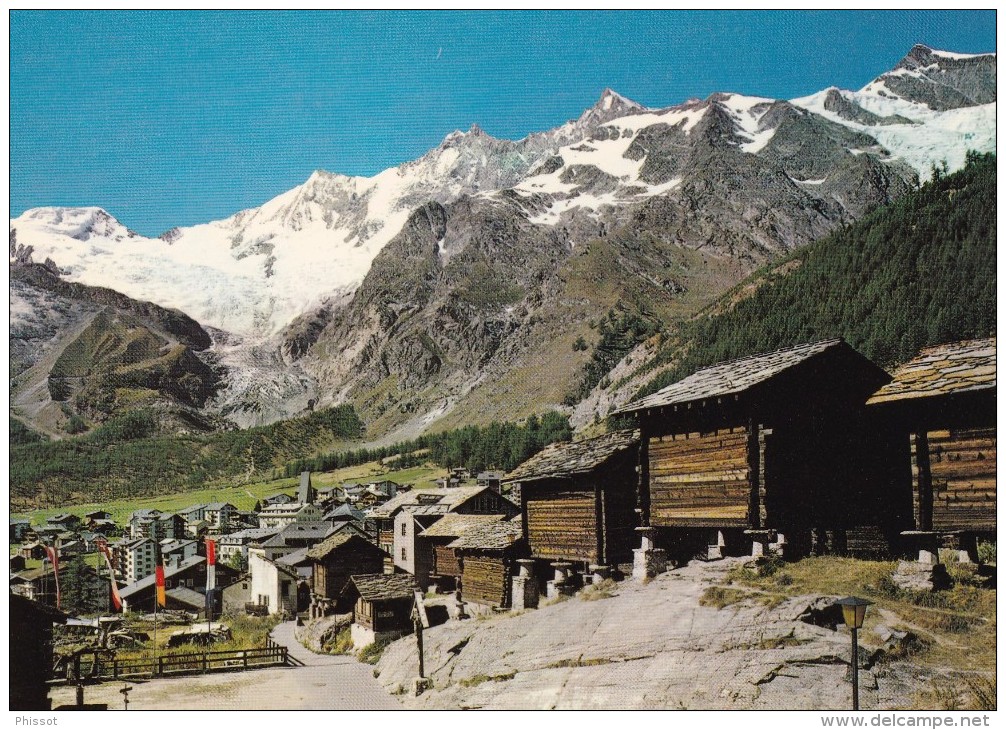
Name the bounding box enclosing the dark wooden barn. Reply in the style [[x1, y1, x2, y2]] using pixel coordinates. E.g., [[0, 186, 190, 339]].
[[616, 339, 907, 559], [506, 429, 640, 569], [419, 513, 505, 592], [867, 338, 996, 544], [10, 595, 66, 710], [306, 533, 386, 616], [342, 573, 417, 649], [451, 519, 525, 610]]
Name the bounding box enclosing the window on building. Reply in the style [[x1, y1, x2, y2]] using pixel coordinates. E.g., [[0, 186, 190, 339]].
[[401, 547, 407, 561], [400, 522, 407, 536]]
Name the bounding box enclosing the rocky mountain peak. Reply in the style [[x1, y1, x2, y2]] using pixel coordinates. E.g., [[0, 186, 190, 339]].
[[871, 43, 996, 110]]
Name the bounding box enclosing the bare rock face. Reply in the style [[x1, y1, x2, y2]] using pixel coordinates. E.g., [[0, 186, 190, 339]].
[[880, 44, 996, 111], [373, 561, 936, 710], [891, 561, 951, 592], [822, 89, 914, 126], [295, 614, 352, 654]]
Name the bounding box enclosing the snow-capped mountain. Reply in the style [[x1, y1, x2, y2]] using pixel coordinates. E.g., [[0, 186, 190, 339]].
[[792, 45, 996, 178], [9, 45, 997, 435], [13, 46, 992, 341]]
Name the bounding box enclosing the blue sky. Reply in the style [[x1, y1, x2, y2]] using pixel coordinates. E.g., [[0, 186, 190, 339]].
[[10, 10, 996, 236]]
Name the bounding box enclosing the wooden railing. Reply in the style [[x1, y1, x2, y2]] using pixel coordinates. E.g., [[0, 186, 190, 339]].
[[56, 643, 289, 683]]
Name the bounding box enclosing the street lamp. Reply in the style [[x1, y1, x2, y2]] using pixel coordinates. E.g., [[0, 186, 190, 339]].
[[835, 596, 872, 710]]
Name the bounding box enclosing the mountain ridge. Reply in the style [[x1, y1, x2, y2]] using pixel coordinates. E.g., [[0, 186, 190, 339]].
[[9, 45, 996, 437]]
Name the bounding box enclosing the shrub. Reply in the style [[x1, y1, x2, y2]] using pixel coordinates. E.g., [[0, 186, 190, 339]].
[[357, 637, 391, 665], [323, 627, 353, 655], [976, 541, 996, 565]]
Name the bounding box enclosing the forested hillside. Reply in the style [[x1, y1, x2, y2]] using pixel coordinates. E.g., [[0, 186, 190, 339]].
[[634, 151, 996, 400], [282, 411, 573, 478], [10, 406, 364, 510]]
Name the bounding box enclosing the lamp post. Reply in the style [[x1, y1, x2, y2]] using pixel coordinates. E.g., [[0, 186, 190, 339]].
[[835, 596, 872, 710]]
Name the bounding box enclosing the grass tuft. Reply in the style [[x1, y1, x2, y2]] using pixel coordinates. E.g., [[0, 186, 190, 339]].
[[357, 637, 392, 665], [579, 579, 617, 601], [459, 671, 516, 687]]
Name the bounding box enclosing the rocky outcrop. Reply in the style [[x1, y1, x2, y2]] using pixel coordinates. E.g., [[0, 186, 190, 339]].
[[822, 88, 914, 126], [374, 560, 935, 710], [877, 44, 996, 111]]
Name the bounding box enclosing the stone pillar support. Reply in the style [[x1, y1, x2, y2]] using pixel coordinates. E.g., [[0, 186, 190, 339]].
[[589, 564, 611, 585], [453, 589, 469, 620], [546, 561, 575, 599], [745, 529, 776, 558], [902, 530, 941, 564], [893, 531, 949, 591], [511, 559, 539, 610], [633, 526, 666, 581], [706, 529, 727, 561], [770, 532, 787, 558]]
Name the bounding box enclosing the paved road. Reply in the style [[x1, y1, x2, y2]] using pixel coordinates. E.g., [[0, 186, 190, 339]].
[[49, 621, 402, 711]]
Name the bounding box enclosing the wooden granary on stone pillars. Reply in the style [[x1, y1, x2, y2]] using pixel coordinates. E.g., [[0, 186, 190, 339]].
[[505, 429, 641, 594], [867, 338, 996, 566], [615, 339, 909, 566]]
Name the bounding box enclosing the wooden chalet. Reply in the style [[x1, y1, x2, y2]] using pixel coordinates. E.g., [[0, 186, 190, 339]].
[[506, 429, 640, 570], [342, 573, 417, 649], [867, 338, 996, 543], [419, 513, 505, 591], [450, 518, 525, 610], [616, 339, 906, 559], [305, 533, 386, 617]]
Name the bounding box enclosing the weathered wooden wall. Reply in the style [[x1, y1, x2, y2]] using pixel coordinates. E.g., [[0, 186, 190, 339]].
[[526, 487, 597, 561], [648, 427, 751, 527], [315, 544, 385, 600], [921, 427, 996, 531], [434, 544, 462, 577], [461, 554, 509, 607], [377, 524, 393, 553]]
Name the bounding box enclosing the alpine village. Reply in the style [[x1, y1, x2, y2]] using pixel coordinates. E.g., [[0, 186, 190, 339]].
[[9, 40, 997, 712]]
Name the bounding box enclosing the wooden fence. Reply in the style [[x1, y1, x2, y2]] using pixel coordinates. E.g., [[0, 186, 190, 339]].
[[56, 639, 288, 683]]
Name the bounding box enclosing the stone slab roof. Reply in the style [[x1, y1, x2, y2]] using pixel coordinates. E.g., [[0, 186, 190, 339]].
[[448, 520, 523, 551], [868, 338, 996, 404], [261, 521, 334, 548], [369, 486, 487, 519], [616, 339, 844, 413], [306, 531, 372, 560], [505, 429, 640, 483], [347, 573, 417, 602], [324, 504, 366, 522], [421, 513, 504, 539]]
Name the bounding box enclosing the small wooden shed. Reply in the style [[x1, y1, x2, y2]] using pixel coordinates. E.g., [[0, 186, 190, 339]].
[[867, 338, 996, 538], [451, 519, 525, 610], [420, 513, 505, 591], [306, 533, 386, 616], [616, 339, 905, 558], [506, 429, 640, 568], [342, 573, 417, 649]]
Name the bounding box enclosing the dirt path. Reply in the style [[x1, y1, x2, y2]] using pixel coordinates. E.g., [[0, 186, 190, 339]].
[[50, 621, 402, 711]]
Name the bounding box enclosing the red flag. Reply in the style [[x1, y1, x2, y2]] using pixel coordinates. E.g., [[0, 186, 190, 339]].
[[205, 538, 216, 592], [95, 538, 122, 611], [154, 541, 166, 608], [43, 544, 61, 609]]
